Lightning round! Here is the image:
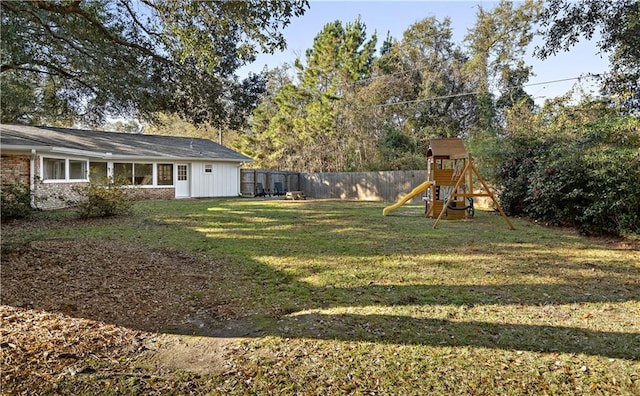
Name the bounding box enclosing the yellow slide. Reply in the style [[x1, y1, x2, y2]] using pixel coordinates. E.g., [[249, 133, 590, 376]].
[[383, 181, 433, 216]]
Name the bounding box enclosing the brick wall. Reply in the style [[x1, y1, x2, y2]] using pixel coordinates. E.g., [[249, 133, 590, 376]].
[[1, 155, 30, 186], [33, 184, 176, 209], [33, 181, 88, 210], [127, 187, 175, 200]]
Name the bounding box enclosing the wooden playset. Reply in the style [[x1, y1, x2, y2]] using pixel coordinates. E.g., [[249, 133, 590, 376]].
[[383, 138, 514, 230]]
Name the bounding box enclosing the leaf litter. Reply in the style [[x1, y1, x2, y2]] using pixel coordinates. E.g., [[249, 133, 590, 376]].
[[1, 239, 251, 394]]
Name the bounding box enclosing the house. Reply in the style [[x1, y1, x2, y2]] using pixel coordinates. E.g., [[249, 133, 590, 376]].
[[0, 124, 252, 209]]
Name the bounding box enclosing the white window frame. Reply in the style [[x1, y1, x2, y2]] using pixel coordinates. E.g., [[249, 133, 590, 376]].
[[104, 162, 176, 188], [41, 156, 89, 182], [204, 164, 213, 174]]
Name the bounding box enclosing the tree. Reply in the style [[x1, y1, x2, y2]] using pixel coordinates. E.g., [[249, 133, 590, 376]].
[[0, 0, 307, 126], [240, 66, 308, 170], [395, 16, 473, 140], [296, 18, 377, 172], [247, 19, 377, 172], [536, 0, 640, 109], [463, 0, 542, 135], [352, 17, 473, 170]]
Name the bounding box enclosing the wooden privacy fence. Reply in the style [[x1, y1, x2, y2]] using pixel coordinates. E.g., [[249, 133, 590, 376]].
[[301, 170, 429, 202], [240, 169, 301, 197], [241, 169, 430, 203]]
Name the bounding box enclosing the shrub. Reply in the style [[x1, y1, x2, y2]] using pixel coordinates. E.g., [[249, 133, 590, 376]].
[[493, 113, 640, 236], [70, 178, 133, 218], [1, 180, 34, 219], [579, 146, 640, 235]]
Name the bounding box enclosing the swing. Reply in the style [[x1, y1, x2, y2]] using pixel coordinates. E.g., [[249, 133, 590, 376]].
[[446, 197, 475, 217], [443, 159, 475, 218]]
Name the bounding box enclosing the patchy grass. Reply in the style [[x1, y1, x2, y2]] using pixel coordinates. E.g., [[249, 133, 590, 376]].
[[2, 198, 639, 395]]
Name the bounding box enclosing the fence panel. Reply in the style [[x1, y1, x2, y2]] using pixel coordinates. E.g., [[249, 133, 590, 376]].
[[299, 170, 429, 203], [240, 169, 301, 197], [241, 169, 430, 202]]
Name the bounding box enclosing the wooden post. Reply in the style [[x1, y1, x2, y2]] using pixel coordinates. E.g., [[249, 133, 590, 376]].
[[253, 169, 257, 197], [467, 157, 474, 199], [470, 162, 514, 230], [433, 156, 514, 230]]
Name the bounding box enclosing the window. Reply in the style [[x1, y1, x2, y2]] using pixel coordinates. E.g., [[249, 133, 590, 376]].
[[134, 163, 153, 185], [442, 159, 454, 170], [157, 164, 174, 186], [69, 159, 87, 180], [43, 158, 65, 180], [204, 164, 213, 174], [89, 162, 108, 182], [114, 163, 133, 184], [114, 162, 154, 185], [177, 165, 187, 181], [42, 157, 88, 181]]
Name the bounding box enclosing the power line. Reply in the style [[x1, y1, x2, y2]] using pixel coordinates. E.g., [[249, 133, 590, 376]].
[[375, 74, 601, 107]]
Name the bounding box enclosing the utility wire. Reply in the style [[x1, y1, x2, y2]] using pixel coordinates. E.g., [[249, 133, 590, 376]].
[[375, 74, 600, 107]]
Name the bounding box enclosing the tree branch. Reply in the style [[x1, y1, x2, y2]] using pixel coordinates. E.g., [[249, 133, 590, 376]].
[[118, 0, 164, 41], [21, 7, 104, 65], [30, 0, 171, 64], [8, 62, 100, 96]]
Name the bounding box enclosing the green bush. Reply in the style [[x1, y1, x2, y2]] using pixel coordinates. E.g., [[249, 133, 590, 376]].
[[1, 180, 34, 219], [494, 114, 640, 236], [70, 178, 133, 218]]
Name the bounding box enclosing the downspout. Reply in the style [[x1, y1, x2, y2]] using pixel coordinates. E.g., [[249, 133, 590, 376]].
[[30, 149, 37, 208]]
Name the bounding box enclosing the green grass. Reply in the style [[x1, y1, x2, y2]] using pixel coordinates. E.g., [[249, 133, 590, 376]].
[[3, 198, 639, 395]]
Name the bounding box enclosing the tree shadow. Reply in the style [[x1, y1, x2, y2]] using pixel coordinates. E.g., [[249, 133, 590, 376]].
[[192, 312, 639, 360], [2, 200, 638, 361]]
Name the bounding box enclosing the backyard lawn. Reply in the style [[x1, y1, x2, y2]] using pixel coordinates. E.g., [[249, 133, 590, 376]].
[[1, 198, 639, 395]]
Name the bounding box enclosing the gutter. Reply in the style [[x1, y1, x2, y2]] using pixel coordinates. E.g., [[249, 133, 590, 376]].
[[2, 144, 52, 152], [50, 147, 110, 157], [30, 149, 36, 209], [4, 144, 252, 163]]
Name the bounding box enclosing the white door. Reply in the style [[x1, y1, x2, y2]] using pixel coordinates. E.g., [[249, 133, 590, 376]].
[[175, 164, 190, 198]]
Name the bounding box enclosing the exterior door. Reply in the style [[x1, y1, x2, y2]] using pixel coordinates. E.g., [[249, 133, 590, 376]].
[[175, 163, 190, 198]]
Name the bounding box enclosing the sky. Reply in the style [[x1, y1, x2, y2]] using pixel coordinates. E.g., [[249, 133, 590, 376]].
[[240, 0, 610, 104]]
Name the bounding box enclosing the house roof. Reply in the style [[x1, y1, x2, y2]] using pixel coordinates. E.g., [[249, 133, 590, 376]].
[[0, 124, 252, 162], [426, 138, 468, 159]]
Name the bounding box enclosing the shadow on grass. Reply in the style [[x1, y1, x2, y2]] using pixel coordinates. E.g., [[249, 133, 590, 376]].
[[316, 281, 637, 308], [2, 199, 639, 360], [192, 312, 639, 360], [161, 276, 639, 360]]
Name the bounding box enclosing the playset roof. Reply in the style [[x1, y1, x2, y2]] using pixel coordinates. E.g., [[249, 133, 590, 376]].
[[426, 138, 468, 160]]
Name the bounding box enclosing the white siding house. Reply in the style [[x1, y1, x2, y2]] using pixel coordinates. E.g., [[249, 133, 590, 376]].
[[189, 162, 242, 198]]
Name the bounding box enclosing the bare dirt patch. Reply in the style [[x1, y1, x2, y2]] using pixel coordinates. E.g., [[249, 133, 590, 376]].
[[1, 239, 255, 394], [3, 240, 224, 330]]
